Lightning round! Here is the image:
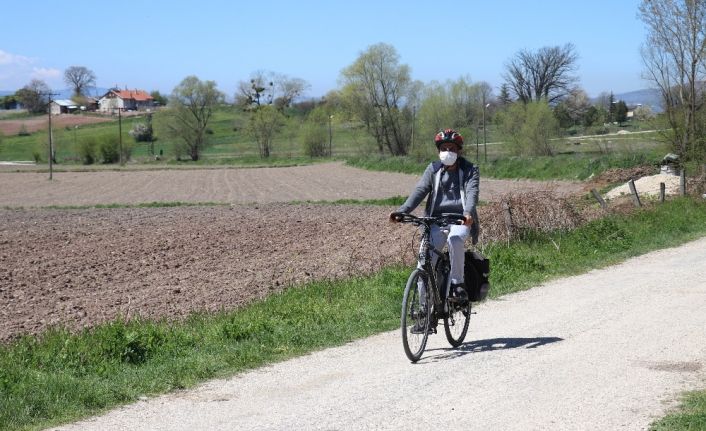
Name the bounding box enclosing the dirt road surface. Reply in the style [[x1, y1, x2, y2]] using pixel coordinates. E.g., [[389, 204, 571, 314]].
[[50, 237, 706, 431], [0, 162, 584, 207]]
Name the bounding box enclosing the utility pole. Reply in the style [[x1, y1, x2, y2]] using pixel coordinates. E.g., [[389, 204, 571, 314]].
[[43, 92, 60, 180], [328, 115, 333, 157], [117, 107, 124, 165]]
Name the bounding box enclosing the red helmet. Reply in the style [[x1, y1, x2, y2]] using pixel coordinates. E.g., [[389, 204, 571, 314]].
[[434, 128, 463, 149]]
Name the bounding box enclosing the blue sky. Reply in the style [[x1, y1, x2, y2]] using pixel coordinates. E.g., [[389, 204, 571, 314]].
[[2, 0, 647, 99]]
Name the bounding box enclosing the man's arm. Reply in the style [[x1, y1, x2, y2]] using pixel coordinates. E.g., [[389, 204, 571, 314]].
[[396, 163, 434, 214]]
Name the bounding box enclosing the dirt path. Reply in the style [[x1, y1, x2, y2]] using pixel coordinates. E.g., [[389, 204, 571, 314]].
[[0, 162, 584, 207], [49, 237, 706, 431]]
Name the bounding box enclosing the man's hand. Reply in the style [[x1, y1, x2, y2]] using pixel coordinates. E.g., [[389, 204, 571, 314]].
[[389, 212, 402, 223], [463, 215, 474, 226]]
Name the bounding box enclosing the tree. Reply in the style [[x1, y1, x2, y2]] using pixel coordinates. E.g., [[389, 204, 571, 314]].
[[64, 66, 96, 98], [503, 43, 579, 103], [236, 71, 309, 111], [639, 0, 706, 160], [15, 79, 51, 114], [340, 43, 418, 155], [498, 83, 513, 106], [165, 76, 224, 161], [299, 106, 329, 157], [150, 90, 168, 106], [615, 100, 628, 125], [246, 105, 285, 158], [496, 101, 559, 156]]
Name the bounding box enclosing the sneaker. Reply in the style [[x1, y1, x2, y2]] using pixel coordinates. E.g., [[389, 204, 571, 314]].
[[449, 283, 468, 303], [410, 319, 427, 334]]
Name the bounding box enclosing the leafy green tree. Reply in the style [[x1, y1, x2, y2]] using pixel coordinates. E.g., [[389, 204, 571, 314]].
[[340, 42, 418, 155], [150, 91, 168, 106], [496, 101, 559, 156], [16, 79, 50, 114], [164, 76, 224, 161], [246, 105, 285, 158], [299, 106, 329, 157], [615, 100, 628, 125]]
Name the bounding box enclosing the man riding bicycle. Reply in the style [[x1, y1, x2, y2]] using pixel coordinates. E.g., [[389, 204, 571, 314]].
[[390, 129, 480, 303]]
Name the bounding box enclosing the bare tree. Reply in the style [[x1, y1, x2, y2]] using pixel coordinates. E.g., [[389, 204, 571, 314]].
[[64, 66, 96, 98], [165, 76, 224, 161], [503, 44, 579, 104], [236, 71, 309, 110], [639, 0, 706, 159], [340, 42, 417, 155]]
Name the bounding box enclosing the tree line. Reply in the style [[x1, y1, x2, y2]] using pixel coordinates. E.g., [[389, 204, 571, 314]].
[[5, 0, 704, 163]]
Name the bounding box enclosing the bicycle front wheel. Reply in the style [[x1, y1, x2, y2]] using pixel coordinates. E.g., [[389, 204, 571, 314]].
[[401, 269, 431, 362], [444, 298, 471, 347]]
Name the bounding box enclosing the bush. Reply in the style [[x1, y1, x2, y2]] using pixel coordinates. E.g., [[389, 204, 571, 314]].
[[300, 123, 328, 157], [76, 137, 99, 165], [129, 123, 153, 142], [99, 135, 120, 163], [496, 101, 560, 156], [17, 124, 30, 136]]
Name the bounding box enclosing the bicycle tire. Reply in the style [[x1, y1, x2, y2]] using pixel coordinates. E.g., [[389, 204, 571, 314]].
[[401, 269, 431, 362], [444, 298, 471, 347]]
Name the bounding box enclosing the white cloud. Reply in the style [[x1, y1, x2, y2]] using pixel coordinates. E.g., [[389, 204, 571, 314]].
[[31, 67, 61, 80], [0, 49, 60, 89], [0, 49, 34, 66]]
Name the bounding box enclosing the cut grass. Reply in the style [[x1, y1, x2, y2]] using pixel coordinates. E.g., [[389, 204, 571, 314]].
[[1, 198, 706, 431]]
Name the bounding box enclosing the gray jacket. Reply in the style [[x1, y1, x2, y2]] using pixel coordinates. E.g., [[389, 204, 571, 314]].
[[397, 157, 480, 243]]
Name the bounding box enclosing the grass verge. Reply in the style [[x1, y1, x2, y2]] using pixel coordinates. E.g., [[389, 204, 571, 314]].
[[1, 198, 705, 431], [651, 391, 706, 430]]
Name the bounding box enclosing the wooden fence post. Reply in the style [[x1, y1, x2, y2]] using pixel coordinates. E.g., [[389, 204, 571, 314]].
[[591, 188, 607, 209], [628, 179, 642, 207], [502, 201, 514, 241], [680, 169, 686, 196], [660, 182, 665, 203]]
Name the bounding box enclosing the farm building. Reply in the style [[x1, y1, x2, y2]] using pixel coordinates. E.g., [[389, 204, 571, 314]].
[[50, 99, 79, 115], [98, 89, 154, 113]]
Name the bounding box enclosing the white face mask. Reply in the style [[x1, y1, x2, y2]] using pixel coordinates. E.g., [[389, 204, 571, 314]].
[[439, 150, 458, 166]]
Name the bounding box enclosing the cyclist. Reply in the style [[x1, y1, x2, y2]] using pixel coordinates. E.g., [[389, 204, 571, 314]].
[[390, 128, 480, 304]]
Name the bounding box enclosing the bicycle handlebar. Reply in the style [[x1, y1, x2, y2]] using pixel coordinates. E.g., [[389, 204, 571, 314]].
[[391, 212, 465, 227]]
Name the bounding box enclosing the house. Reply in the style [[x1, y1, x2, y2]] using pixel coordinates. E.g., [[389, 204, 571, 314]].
[[98, 89, 154, 113], [50, 99, 79, 115]]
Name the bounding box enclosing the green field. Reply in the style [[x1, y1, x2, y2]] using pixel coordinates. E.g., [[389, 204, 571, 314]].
[[0, 108, 670, 181]]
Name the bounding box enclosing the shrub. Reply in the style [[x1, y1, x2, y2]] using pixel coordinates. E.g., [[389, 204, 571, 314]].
[[17, 124, 30, 136], [99, 135, 120, 163], [76, 137, 99, 165], [300, 122, 328, 157]]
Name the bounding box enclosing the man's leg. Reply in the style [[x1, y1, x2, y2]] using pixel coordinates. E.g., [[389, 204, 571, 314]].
[[447, 224, 470, 301]]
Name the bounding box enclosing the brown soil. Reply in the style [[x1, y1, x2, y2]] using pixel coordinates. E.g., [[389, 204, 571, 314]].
[[0, 114, 114, 135], [0, 163, 590, 342]]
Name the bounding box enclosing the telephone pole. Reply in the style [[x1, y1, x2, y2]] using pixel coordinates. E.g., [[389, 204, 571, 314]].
[[43, 92, 60, 180]]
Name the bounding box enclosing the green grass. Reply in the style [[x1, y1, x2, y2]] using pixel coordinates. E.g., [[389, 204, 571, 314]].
[[651, 391, 706, 430], [344, 148, 667, 181], [291, 196, 408, 206], [2, 198, 706, 430]]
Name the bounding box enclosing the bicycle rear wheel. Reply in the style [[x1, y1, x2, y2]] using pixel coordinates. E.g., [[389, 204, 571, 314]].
[[401, 269, 431, 362], [444, 298, 471, 347]]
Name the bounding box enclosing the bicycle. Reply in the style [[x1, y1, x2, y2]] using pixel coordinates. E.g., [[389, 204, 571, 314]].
[[391, 212, 473, 362]]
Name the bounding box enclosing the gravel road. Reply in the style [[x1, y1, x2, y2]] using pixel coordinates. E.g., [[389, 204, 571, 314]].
[[51, 237, 706, 431]]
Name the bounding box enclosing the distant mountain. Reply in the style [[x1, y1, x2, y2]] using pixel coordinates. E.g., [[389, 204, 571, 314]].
[[614, 88, 663, 112], [0, 90, 14, 97]]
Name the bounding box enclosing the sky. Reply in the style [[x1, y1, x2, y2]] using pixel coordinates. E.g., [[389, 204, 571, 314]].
[[1, 0, 648, 100]]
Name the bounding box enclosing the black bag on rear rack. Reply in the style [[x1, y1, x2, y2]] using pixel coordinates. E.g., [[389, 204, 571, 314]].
[[464, 250, 490, 302]]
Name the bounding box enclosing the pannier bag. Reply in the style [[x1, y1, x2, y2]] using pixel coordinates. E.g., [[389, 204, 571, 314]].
[[464, 250, 490, 302]]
